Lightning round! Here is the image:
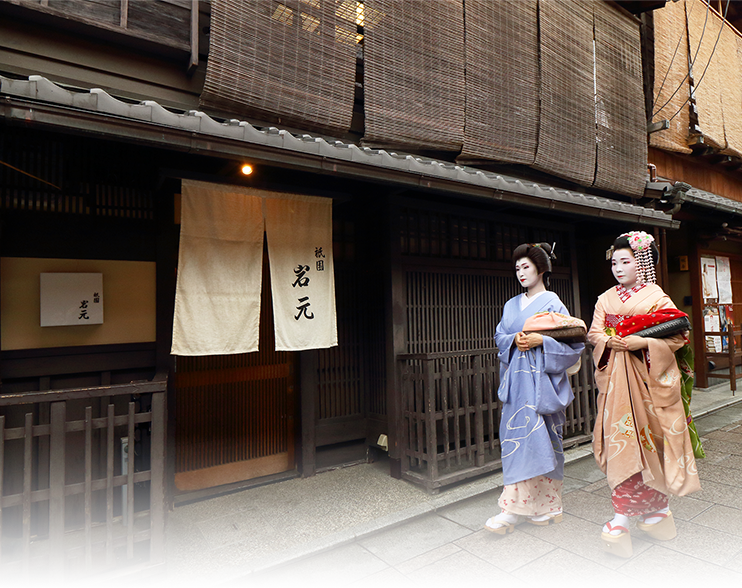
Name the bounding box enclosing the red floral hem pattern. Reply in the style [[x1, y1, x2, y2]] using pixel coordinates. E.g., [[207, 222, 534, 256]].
[[498, 476, 563, 516], [611, 473, 668, 516]]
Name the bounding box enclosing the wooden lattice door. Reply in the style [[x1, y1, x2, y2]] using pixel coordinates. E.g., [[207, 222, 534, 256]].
[[173, 252, 296, 492]]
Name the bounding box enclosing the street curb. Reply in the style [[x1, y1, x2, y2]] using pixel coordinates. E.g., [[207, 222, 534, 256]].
[[223, 394, 742, 583]]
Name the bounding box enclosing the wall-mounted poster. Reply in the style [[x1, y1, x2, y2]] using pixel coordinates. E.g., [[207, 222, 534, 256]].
[[715, 256, 733, 304], [703, 305, 722, 353], [701, 256, 718, 301], [40, 273, 103, 326]]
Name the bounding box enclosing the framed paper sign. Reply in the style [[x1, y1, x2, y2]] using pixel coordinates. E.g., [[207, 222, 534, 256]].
[[40, 273, 104, 327]]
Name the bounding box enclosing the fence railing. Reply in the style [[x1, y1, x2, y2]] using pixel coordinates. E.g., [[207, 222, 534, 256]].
[[0, 374, 167, 580], [397, 347, 597, 492]]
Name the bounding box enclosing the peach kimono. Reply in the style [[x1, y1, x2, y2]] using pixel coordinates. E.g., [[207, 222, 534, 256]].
[[588, 284, 700, 497]]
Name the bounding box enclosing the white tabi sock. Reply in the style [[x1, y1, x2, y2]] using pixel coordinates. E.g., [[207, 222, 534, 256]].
[[642, 506, 669, 525], [485, 512, 521, 529], [603, 513, 630, 535]]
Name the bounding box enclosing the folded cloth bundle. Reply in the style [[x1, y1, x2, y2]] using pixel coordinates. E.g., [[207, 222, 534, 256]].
[[616, 308, 690, 338], [523, 311, 587, 343]]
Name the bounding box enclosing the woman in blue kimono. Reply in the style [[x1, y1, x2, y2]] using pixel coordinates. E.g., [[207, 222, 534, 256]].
[[485, 243, 584, 535]]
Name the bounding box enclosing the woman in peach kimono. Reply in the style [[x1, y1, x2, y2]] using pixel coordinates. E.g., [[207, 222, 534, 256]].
[[588, 231, 700, 558]]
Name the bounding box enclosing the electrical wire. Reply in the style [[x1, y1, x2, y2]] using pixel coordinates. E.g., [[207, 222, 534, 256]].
[[653, 0, 710, 116], [0, 159, 61, 190], [652, 0, 700, 112], [665, 0, 730, 124]]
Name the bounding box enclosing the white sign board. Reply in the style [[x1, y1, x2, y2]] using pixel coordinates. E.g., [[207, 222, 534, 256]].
[[40, 273, 103, 327]]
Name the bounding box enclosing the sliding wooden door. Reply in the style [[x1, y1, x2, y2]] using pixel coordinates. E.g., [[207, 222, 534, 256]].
[[173, 252, 296, 492]]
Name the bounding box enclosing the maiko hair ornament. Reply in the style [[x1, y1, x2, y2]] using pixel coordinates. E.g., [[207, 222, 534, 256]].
[[606, 231, 658, 285], [622, 231, 657, 285]]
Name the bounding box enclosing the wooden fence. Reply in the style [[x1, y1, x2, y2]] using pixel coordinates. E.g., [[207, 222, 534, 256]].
[[397, 347, 598, 492], [0, 375, 166, 580]]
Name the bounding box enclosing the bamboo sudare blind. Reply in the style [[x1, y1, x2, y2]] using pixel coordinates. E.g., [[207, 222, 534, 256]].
[[687, 0, 726, 151], [534, 0, 596, 188], [651, 0, 692, 154], [593, 0, 647, 197], [362, 0, 465, 152], [201, 0, 357, 136], [459, 0, 539, 166]]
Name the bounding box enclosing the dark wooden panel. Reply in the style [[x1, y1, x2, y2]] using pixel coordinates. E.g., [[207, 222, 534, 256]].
[[128, 0, 191, 45], [1, 343, 156, 380], [45, 0, 121, 24]]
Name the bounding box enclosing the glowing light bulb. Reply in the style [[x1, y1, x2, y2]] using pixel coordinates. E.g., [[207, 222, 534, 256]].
[[241, 164, 253, 175]]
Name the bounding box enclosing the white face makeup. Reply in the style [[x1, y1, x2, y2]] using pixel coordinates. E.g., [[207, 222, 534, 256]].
[[515, 257, 542, 291], [611, 248, 638, 289]]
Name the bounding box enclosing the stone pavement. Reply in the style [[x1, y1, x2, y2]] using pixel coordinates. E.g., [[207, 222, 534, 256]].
[[237, 402, 742, 588]]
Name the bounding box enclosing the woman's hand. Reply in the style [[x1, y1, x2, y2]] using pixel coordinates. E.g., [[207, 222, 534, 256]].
[[516, 332, 543, 351], [606, 336, 628, 351], [623, 335, 648, 351], [606, 335, 648, 351]]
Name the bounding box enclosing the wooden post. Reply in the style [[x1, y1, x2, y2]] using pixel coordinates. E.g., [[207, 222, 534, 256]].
[[385, 197, 405, 478], [150, 391, 167, 563], [49, 402, 67, 576], [424, 360, 437, 483], [189, 0, 200, 73], [689, 237, 707, 387], [300, 351, 318, 477], [473, 355, 485, 467]]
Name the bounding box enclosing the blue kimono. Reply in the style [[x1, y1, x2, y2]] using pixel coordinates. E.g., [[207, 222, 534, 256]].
[[495, 291, 584, 485]]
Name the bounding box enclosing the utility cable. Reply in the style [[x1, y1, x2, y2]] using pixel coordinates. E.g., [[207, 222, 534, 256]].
[[665, 0, 730, 124], [652, 0, 712, 118]]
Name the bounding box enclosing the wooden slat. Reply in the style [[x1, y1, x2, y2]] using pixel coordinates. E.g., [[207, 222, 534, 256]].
[[149, 391, 166, 563], [49, 401, 66, 575], [84, 406, 93, 572], [0, 415, 4, 562], [106, 403, 114, 565], [22, 412, 32, 573], [127, 401, 136, 558]]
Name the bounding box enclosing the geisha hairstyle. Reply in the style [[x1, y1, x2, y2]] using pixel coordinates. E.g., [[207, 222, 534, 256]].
[[611, 231, 659, 285], [512, 242, 556, 287]]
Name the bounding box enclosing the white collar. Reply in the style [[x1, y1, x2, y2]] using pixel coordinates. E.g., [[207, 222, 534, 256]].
[[520, 290, 548, 310]]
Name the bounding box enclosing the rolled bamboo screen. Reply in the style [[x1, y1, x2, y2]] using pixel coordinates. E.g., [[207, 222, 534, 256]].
[[534, 0, 596, 187], [200, 0, 357, 137], [651, 0, 693, 154], [593, 0, 647, 197], [362, 0, 465, 151], [688, 0, 726, 151], [459, 0, 539, 166], [722, 33, 742, 157]]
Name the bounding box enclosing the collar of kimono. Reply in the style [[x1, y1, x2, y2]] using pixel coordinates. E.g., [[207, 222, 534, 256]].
[[615, 283, 646, 303]]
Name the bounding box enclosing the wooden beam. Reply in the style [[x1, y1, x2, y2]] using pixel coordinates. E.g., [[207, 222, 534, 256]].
[[189, 0, 199, 73]]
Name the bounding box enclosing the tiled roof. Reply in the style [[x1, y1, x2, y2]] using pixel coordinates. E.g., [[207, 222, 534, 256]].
[[0, 74, 678, 227]]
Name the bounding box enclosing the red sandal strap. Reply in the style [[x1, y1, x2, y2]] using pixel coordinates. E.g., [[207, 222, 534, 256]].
[[604, 522, 629, 533], [640, 511, 670, 522]]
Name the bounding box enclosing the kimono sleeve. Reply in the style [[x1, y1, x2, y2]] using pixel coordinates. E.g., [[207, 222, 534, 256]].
[[495, 300, 518, 367], [541, 299, 585, 374]]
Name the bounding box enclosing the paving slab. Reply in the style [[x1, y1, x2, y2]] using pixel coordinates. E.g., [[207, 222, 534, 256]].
[[689, 504, 742, 537], [513, 549, 652, 588], [454, 527, 557, 573], [692, 478, 742, 509], [620, 544, 742, 583], [251, 544, 388, 588], [516, 513, 653, 570], [561, 488, 615, 525], [667, 493, 714, 521], [560, 457, 606, 483], [646, 519, 742, 566], [357, 513, 471, 567], [393, 543, 462, 576], [346, 568, 417, 588], [698, 460, 742, 488], [409, 552, 529, 588], [435, 491, 500, 531]]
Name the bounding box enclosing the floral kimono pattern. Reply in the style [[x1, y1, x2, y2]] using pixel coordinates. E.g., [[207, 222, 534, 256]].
[[588, 284, 700, 496]]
